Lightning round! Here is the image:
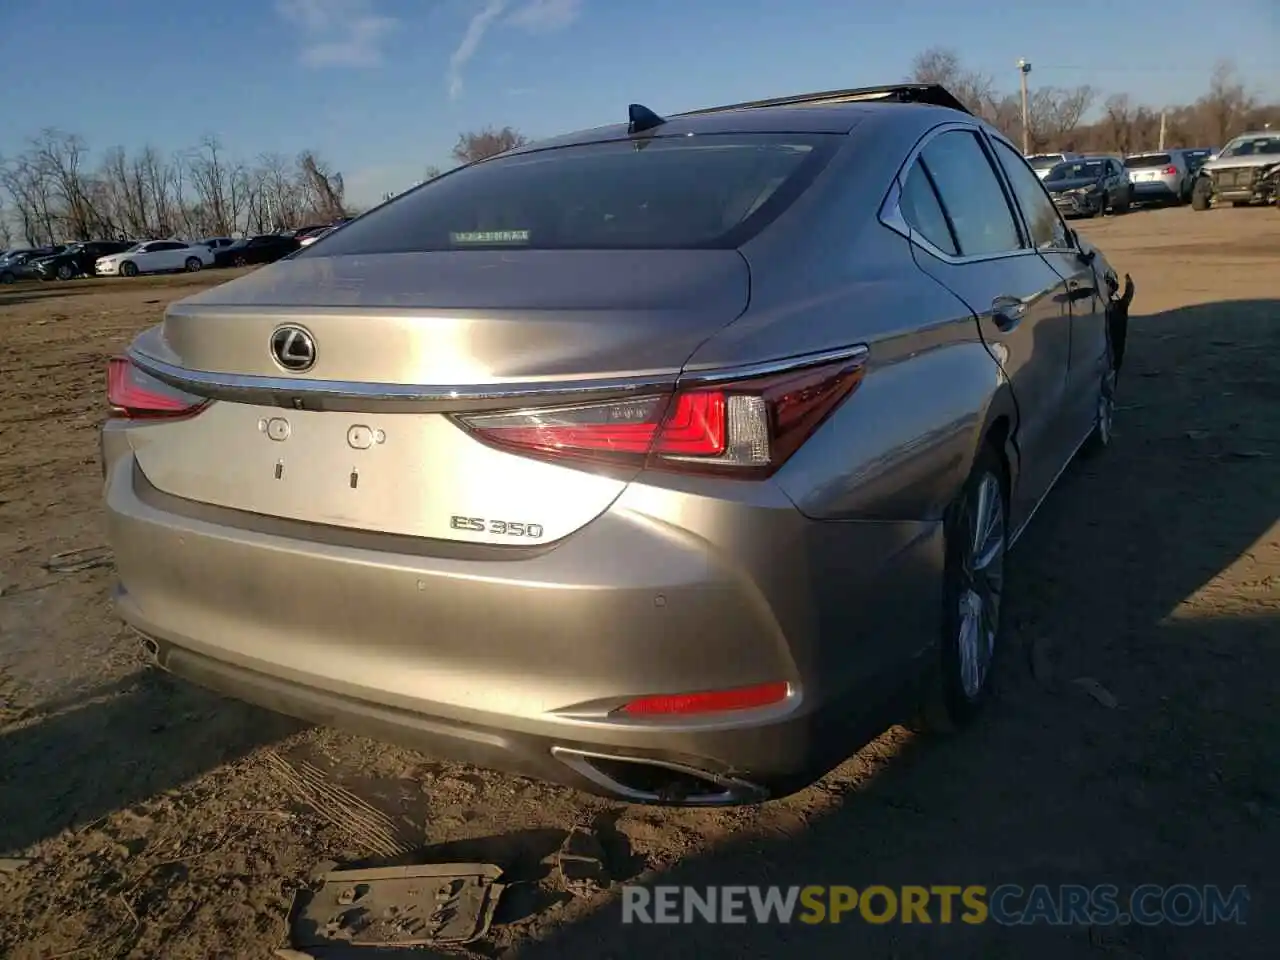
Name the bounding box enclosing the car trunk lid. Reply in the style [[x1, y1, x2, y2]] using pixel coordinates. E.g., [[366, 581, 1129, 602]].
[[124, 249, 751, 544]]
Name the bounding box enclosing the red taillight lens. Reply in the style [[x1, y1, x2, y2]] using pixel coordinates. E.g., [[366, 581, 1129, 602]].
[[454, 352, 866, 478], [107, 357, 209, 419], [1164, 165, 1178, 175], [618, 681, 791, 716]]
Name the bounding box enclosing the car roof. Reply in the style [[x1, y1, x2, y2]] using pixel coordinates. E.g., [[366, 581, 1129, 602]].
[[503, 91, 977, 157]]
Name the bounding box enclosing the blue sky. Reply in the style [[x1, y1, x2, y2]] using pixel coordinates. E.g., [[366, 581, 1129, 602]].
[[1, 0, 1276, 206]]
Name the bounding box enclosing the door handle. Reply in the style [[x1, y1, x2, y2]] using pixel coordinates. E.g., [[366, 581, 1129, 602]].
[[991, 296, 1026, 331]]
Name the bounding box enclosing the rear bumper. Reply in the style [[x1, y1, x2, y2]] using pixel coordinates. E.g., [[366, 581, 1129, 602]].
[[1130, 181, 1180, 201], [104, 448, 944, 800]]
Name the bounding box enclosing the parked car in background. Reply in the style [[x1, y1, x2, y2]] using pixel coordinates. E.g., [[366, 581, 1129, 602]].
[[1124, 151, 1190, 205], [0, 246, 68, 284], [95, 240, 215, 277], [1181, 148, 1214, 178], [103, 83, 1136, 805], [197, 237, 237, 251], [32, 240, 135, 281], [1043, 156, 1132, 217], [292, 224, 331, 243], [1026, 151, 1083, 180], [298, 225, 337, 247], [1190, 132, 1280, 210], [211, 233, 300, 268]]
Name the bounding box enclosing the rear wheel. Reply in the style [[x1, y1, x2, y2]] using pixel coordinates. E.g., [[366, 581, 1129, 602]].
[[1191, 178, 1212, 210], [919, 442, 1008, 731], [56, 263, 73, 281], [233, 255, 248, 267], [120, 261, 138, 278], [1231, 200, 1250, 208], [184, 257, 202, 272], [0, 272, 14, 285]]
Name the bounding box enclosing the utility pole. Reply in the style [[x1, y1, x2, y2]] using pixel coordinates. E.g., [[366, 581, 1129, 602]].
[[1017, 59, 1032, 154], [1158, 110, 1168, 150]]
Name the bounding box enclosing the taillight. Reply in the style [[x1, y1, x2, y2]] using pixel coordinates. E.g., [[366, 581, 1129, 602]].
[[1163, 165, 1178, 175], [107, 356, 209, 419], [453, 351, 867, 478]]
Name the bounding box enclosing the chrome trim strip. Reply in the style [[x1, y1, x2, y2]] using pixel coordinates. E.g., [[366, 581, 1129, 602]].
[[679, 344, 869, 384], [126, 343, 870, 410], [550, 747, 768, 805], [127, 348, 680, 407], [878, 120, 1079, 263]]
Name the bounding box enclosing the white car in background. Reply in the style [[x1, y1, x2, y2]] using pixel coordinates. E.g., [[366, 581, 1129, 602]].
[[1026, 151, 1084, 180], [95, 240, 215, 278]]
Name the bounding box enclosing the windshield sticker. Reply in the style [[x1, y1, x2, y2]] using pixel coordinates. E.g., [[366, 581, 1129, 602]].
[[450, 230, 531, 245]]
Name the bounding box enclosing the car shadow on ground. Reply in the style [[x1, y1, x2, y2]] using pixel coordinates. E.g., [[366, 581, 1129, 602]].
[[510, 299, 1280, 958], [0, 668, 301, 855]]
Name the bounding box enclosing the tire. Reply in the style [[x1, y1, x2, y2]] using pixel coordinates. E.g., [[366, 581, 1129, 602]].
[[56, 263, 73, 281], [918, 442, 1009, 732], [1230, 200, 1250, 208], [0, 272, 14, 285], [1191, 178, 1212, 211], [1116, 188, 1131, 214], [233, 255, 248, 268], [1080, 338, 1117, 458], [184, 257, 202, 272], [120, 261, 138, 278]]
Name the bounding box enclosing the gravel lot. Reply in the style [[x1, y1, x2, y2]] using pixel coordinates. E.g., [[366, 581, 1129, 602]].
[[1, 207, 1277, 959]]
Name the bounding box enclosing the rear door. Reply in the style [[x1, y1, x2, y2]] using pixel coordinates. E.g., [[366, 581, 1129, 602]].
[[897, 127, 1075, 526], [988, 136, 1107, 444]]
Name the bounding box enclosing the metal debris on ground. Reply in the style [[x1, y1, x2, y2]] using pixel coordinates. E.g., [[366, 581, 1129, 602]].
[[42, 546, 114, 575], [1072, 676, 1119, 709], [291, 862, 504, 949], [555, 826, 609, 892]]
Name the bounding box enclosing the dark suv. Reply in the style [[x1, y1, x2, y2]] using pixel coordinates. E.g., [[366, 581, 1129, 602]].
[[32, 240, 135, 281]]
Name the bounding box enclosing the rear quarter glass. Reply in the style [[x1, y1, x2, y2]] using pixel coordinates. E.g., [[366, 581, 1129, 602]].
[[299, 133, 841, 256]]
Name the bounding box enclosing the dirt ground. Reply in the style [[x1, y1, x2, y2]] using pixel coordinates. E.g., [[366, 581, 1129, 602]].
[[1, 207, 1277, 959]]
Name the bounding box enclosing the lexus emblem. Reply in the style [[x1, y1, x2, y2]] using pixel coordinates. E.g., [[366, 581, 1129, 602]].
[[270, 325, 317, 372]]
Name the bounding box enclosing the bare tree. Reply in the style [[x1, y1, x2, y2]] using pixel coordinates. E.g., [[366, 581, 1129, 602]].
[[1197, 60, 1257, 146], [1025, 85, 1097, 151], [451, 127, 528, 165], [30, 130, 103, 239], [1101, 94, 1135, 155], [908, 47, 998, 119], [297, 151, 347, 222]]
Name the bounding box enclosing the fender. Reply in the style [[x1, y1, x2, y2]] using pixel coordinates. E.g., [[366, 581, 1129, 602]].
[[777, 339, 1016, 523]]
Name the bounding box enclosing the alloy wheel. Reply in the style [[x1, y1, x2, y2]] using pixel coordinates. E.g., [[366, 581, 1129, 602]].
[[956, 472, 1005, 700]]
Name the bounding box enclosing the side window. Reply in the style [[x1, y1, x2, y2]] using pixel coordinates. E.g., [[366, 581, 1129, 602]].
[[990, 138, 1071, 250], [920, 131, 1023, 257], [898, 162, 958, 256]]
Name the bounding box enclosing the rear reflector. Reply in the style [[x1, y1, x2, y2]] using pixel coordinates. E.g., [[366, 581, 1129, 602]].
[[617, 681, 791, 716], [453, 351, 867, 478], [107, 356, 209, 419]]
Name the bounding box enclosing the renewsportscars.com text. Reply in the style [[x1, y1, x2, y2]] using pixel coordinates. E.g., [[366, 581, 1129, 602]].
[[621, 884, 1249, 926]]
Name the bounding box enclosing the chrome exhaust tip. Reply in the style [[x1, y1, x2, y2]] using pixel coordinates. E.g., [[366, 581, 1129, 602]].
[[551, 747, 768, 806]]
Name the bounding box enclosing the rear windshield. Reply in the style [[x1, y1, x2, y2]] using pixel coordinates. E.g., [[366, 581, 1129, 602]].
[[302, 134, 837, 254], [1126, 154, 1172, 168], [1027, 154, 1064, 170]]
